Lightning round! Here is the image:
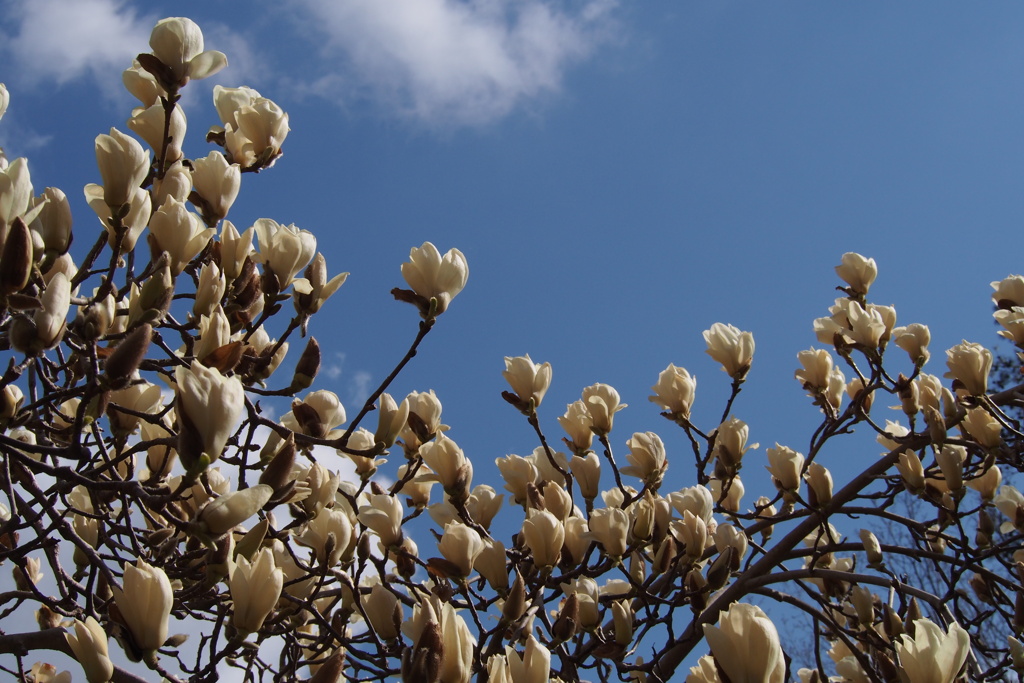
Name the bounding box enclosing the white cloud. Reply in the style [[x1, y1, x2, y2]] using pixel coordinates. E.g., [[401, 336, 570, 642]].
[[0, 2, 256, 107], [291, 0, 619, 126], [2, 0, 154, 90]]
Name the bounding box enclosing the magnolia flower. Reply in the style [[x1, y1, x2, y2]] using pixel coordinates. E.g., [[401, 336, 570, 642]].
[[287, 389, 347, 438], [895, 619, 970, 683], [148, 17, 227, 86], [893, 323, 931, 365], [372, 392, 409, 450], [112, 560, 173, 653], [688, 656, 721, 683], [400, 242, 469, 316], [65, 616, 114, 683], [944, 341, 991, 396], [84, 184, 151, 254], [506, 634, 550, 683], [363, 583, 402, 641], [673, 510, 709, 564], [859, 529, 883, 567], [569, 452, 601, 500], [711, 476, 744, 512], [297, 508, 352, 566], [108, 381, 163, 437], [846, 302, 887, 347], [992, 275, 1024, 308], [254, 218, 316, 288], [400, 389, 446, 450], [29, 186, 73, 257], [0, 83, 8, 122], [835, 252, 877, 296], [174, 361, 245, 468], [649, 363, 696, 418], [358, 494, 405, 548], [128, 102, 186, 161], [229, 98, 290, 169], [582, 383, 627, 436], [967, 464, 1002, 502], [765, 444, 803, 493], [148, 197, 214, 274], [502, 354, 552, 413], [475, 538, 509, 591], [194, 261, 227, 318], [804, 462, 833, 507], [230, 548, 283, 634], [704, 603, 785, 683], [0, 157, 36, 227], [669, 485, 715, 524], [419, 434, 473, 500], [190, 151, 240, 224], [711, 417, 755, 471], [897, 450, 926, 494], [495, 454, 538, 504], [293, 253, 348, 315], [438, 521, 485, 578], [936, 444, 966, 492], [197, 485, 272, 536], [589, 507, 629, 559], [150, 162, 191, 211], [522, 510, 564, 569], [214, 86, 290, 169], [94, 128, 150, 211], [559, 399, 595, 453], [704, 323, 755, 379], [219, 220, 254, 281], [621, 431, 668, 486], [11, 271, 72, 354], [123, 60, 164, 107], [794, 347, 846, 414]]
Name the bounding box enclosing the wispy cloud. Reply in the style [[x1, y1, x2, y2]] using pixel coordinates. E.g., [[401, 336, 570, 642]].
[[0, 1, 256, 105], [290, 0, 620, 126], [1, 0, 154, 92]]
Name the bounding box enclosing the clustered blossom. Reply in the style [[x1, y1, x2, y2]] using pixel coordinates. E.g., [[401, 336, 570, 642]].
[[3, 16, 1016, 683]]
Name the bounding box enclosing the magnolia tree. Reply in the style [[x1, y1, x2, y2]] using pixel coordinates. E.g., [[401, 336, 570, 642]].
[[1, 16, 1023, 683]]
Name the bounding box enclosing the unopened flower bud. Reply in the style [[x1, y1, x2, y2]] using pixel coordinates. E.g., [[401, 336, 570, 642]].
[[0, 217, 33, 295], [502, 572, 526, 621], [860, 529, 883, 568], [103, 324, 152, 386], [291, 337, 321, 390]]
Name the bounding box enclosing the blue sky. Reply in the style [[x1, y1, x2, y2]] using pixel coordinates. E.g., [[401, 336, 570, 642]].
[[2, 1, 1024, 674], [2, 0, 1023, 505]]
